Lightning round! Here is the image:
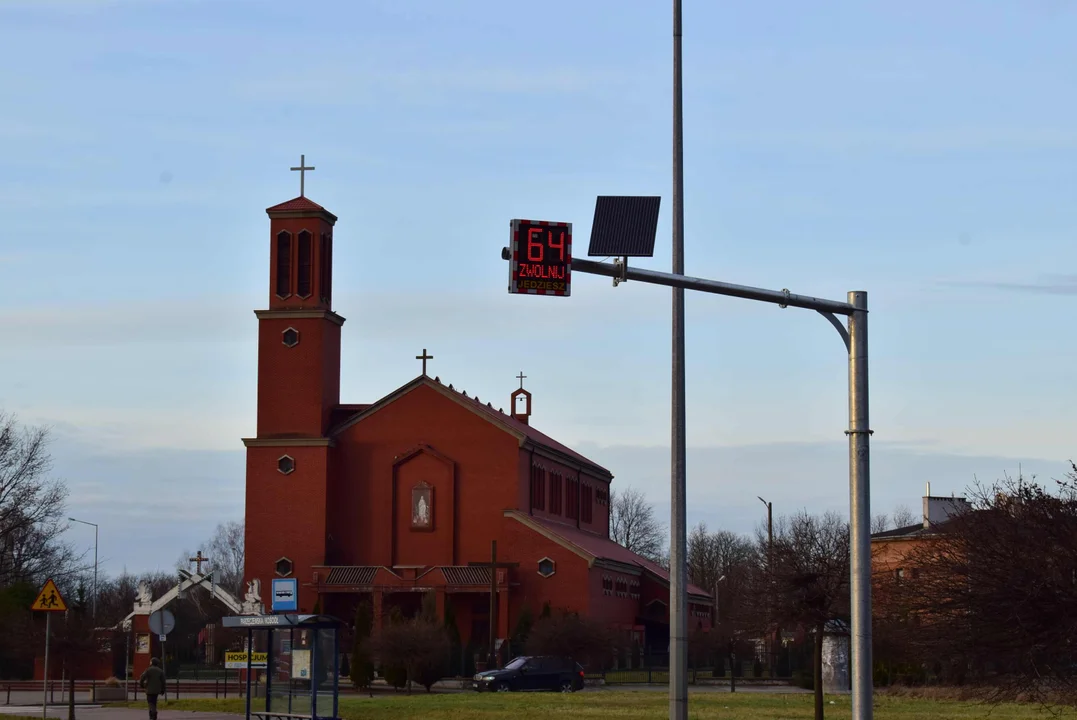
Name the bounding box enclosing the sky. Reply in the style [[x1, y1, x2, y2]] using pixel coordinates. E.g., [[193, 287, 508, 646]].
[[1, 0, 1075, 579]]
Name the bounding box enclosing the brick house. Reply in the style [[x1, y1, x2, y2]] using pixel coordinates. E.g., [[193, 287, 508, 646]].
[[242, 189, 712, 662]]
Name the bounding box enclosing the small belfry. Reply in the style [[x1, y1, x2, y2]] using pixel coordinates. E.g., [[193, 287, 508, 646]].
[[511, 371, 531, 425], [267, 155, 337, 312]]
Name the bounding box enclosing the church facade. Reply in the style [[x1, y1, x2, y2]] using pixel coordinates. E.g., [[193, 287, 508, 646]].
[[242, 188, 712, 661]]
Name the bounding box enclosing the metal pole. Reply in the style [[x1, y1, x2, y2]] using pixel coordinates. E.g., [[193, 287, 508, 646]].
[[67, 518, 99, 625], [488, 541, 497, 670], [847, 291, 872, 720], [43, 613, 51, 720], [757, 497, 773, 677], [93, 524, 98, 626], [670, 0, 688, 719]]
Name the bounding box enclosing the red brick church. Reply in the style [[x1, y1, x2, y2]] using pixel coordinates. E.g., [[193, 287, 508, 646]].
[[242, 179, 712, 661]]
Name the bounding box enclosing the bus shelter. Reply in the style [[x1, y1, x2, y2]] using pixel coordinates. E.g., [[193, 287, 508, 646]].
[[221, 614, 344, 720]]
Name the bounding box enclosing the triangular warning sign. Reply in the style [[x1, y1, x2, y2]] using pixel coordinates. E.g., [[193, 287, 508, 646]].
[[31, 578, 67, 612]]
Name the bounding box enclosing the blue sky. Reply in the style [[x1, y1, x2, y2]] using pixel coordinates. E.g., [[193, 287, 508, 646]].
[[1, 0, 1075, 577]]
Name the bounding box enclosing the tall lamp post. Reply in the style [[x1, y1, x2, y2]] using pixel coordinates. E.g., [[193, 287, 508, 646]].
[[757, 497, 774, 677], [68, 517, 98, 625]]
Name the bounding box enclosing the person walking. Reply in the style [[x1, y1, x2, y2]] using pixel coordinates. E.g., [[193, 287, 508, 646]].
[[139, 657, 166, 720]]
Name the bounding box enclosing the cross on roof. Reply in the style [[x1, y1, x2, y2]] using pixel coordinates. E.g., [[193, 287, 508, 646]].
[[416, 348, 433, 376], [516, 371, 527, 389], [189, 550, 209, 575], [290, 154, 315, 197]]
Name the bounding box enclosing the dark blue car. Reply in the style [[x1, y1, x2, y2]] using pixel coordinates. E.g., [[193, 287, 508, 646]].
[[473, 655, 585, 692]]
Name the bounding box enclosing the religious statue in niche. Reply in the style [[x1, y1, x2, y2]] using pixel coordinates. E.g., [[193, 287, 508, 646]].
[[411, 482, 433, 531]]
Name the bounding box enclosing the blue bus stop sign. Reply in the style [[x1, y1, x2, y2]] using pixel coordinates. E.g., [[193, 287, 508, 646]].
[[271, 578, 298, 612]]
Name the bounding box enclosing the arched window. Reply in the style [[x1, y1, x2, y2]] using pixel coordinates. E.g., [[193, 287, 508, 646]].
[[297, 230, 312, 297], [275, 231, 292, 297], [319, 232, 332, 304]]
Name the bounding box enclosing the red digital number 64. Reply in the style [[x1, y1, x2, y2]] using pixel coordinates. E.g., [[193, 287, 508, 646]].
[[527, 227, 566, 262]]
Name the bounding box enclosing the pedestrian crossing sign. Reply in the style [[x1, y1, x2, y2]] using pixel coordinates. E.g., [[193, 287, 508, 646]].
[[31, 578, 68, 612]]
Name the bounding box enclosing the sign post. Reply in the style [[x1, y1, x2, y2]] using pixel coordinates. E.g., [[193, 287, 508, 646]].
[[32, 579, 68, 720], [149, 610, 175, 699]]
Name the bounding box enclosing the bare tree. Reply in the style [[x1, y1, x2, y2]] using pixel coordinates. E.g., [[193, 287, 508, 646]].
[[203, 520, 244, 597], [0, 413, 79, 587], [764, 511, 850, 720], [871, 513, 890, 534], [688, 523, 756, 622], [890, 504, 916, 529], [526, 610, 615, 670], [893, 467, 1077, 704], [609, 487, 666, 563]]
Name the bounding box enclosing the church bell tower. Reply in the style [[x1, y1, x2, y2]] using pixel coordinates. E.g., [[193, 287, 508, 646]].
[[256, 156, 342, 438], [243, 156, 341, 613]]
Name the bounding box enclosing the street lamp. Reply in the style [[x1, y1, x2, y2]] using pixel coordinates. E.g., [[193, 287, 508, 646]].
[[757, 497, 774, 677], [68, 517, 98, 625], [713, 575, 726, 622]]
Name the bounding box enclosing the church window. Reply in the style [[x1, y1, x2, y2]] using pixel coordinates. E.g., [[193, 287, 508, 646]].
[[566, 477, 579, 520], [275, 557, 293, 577], [282, 327, 300, 348], [602, 575, 613, 596], [275, 231, 292, 297], [277, 455, 295, 475], [581, 485, 593, 523], [549, 472, 563, 515], [530, 466, 546, 511], [297, 230, 313, 298], [537, 557, 556, 578], [319, 233, 332, 303]]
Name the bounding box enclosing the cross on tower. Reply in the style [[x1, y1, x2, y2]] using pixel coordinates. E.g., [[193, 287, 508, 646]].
[[290, 154, 315, 197], [416, 348, 434, 376], [189, 550, 209, 575], [516, 371, 527, 389]]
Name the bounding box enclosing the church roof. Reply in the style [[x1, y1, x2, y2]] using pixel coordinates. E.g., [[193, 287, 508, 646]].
[[507, 511, 712, 600], [265, 196, 339, 223], [266, 196, 330, 213], [330, 375, 612, 479]]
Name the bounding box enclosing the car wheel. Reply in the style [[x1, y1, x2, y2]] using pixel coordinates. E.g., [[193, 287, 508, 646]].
[[560, 680, 574, 692], [495, 683, 510, 692]]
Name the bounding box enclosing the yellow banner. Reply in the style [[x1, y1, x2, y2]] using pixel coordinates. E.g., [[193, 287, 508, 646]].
[[224, 651, 268, 669]]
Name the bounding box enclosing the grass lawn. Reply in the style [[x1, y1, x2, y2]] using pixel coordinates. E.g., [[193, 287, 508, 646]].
[[113, 691, 1073, 719]]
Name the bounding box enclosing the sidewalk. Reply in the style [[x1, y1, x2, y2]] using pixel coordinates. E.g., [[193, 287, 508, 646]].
[[0, 709, 238, 720]]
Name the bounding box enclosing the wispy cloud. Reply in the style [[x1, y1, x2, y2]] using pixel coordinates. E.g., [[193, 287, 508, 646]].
[[711, 127, 1077, 154], [944, 274, 1077, 296]]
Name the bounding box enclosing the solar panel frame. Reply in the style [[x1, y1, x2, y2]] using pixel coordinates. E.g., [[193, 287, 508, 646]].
[[587, 196, 661, 257]]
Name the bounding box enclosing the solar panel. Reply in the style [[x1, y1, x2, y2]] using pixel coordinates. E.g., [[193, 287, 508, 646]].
[[587, 196, 661, 257]]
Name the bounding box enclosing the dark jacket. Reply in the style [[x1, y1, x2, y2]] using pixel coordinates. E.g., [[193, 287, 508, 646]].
[[140, 665, 166, 695]]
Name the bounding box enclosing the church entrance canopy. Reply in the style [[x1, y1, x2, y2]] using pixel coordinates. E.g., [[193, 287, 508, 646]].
[[221, 613, 343, 720]]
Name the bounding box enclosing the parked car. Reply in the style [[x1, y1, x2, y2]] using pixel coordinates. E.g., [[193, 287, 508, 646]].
[[473, 655, 586, 692]]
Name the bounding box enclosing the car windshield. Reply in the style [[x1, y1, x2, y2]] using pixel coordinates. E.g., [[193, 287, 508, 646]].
[[504, 657, 528, 670]]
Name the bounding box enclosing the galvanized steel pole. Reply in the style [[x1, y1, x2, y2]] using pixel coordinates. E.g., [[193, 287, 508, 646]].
[[670, 0, 688, 718], [847, 291, 872, 720]]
